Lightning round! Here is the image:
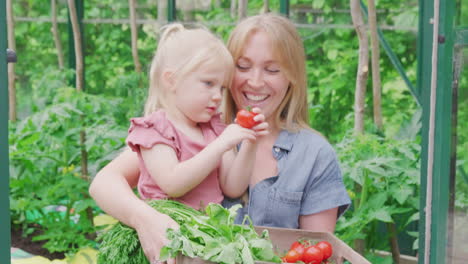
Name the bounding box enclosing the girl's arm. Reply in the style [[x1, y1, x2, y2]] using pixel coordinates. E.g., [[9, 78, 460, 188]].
[[220, 110, 269, 198], [219, 141, 257, 198], [141, 125, 256, 198], [89, 148, 178, 263]]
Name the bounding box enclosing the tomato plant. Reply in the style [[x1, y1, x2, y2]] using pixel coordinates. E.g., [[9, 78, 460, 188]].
[[236, 107, 258, 128]]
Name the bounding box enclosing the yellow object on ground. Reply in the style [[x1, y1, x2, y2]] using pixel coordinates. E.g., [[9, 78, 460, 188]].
[[11, 246, 98, 264], [68, 248, 98, 264], [12, 256, 67, 264], [93, 213, 118, 227]]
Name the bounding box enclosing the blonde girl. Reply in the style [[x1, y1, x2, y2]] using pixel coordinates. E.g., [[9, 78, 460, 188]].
[[126, 24, 268, 210]]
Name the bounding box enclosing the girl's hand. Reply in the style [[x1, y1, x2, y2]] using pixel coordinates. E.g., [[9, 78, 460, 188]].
[[215, 124, 257, 152], [134, 206, 179, 264]]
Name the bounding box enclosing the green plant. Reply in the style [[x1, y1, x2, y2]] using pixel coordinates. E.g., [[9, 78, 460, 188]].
[[334, 131, 420, 254], [9, 87, 128, 254]]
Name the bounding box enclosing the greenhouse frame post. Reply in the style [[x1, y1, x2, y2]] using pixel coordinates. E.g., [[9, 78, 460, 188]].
[[168, 0, 176, 22], [417, 0, 456, 263], [0, 0, 12, 263], [280, 0, 289, 17]]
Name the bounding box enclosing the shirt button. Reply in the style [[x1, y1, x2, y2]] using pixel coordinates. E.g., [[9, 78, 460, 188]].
[[274, 147, 280, 153]]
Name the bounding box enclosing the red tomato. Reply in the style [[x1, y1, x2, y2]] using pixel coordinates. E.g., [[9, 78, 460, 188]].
[[302, 245, 323, 264], [315, 241, 333, 260], [289, 241, 305, 256], [282, 249, 302, 263], [236, 108, 258, 128]]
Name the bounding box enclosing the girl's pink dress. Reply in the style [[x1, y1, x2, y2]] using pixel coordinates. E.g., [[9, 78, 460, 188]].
[[126, 110, 226, 209]]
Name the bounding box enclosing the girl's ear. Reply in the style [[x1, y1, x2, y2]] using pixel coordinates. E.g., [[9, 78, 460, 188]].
[[162, 71, 176, 91]]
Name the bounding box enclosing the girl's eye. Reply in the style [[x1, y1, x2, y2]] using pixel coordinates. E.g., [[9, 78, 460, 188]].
[[204, 80, 214, 86]]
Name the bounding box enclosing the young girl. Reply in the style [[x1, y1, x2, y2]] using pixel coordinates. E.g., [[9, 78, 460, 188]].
[[126, 24, 268, 210]]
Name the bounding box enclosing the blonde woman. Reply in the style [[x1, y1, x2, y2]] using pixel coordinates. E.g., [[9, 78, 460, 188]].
[[90, 13, 350, 264]]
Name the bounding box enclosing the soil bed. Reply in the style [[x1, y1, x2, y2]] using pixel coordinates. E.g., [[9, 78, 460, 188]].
[[11, 226, 66, 260]]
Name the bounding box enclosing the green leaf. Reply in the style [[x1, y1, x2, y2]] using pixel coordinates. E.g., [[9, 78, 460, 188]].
[[393, 186, 414, 205], [327, 49, 338, 60], [370, 208, 393, 223], [312, 0, 325, 9]]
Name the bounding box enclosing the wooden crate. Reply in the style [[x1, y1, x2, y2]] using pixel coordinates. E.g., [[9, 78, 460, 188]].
[[176, 225, 370, 264]]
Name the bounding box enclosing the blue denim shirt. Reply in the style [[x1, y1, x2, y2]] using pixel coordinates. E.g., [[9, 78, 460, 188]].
[[222, 128, 351, 229]]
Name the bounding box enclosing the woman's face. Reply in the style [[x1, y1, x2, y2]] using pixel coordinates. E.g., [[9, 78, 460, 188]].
[[231, 31, 290, 123]]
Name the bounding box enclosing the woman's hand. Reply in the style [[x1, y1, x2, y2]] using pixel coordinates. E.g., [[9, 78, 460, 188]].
[[134, 205, 180, 264]]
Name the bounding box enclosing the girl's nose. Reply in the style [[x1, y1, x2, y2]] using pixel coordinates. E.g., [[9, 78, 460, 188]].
[[212, 88, 222, 101], [247, 69, 264, 89]]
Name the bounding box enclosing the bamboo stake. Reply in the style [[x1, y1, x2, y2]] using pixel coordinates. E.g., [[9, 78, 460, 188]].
[[350, 0, 369, 255], [128, 0, 142, 72], [51, 0, 65, 69], [6, 0, 17, 122], [67, 0, 84, 91], [350, 0, 369, 135], [157, 0, 167, 23], [230, 0, 237, 18], [238, 0, 247, 20], [261, 0, 270, 14], [368, 0, 383, 131]]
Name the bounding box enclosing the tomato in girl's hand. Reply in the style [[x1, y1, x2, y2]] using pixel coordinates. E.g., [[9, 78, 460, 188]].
[[282, 249, 302, 263], [302, 245, 323, 264], [236, 107, 258, 128], [315, 241, 333, 260]]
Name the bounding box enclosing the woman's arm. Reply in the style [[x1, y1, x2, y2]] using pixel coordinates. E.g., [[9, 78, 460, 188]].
[[89, 148, 178, 263], [299, 207, 339, 233]]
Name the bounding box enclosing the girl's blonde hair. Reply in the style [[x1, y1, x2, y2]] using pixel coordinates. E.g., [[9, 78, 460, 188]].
[[224, 13, 309, 131], [144, 23, 234, 116]]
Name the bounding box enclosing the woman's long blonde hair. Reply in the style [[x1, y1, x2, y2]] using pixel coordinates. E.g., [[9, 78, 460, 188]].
[[224, 13, 309, 131], [144, 23, 234, 116]]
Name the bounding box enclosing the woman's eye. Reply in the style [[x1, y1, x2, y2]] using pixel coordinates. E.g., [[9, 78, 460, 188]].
[[236, 64, 249, 70], [266, 67, 280, 73]]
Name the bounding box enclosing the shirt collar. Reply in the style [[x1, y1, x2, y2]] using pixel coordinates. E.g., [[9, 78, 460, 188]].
[[273, 129, 296, 152]]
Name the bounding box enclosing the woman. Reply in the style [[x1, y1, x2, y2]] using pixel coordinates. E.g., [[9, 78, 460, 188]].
[[89, 13, 350, 264]]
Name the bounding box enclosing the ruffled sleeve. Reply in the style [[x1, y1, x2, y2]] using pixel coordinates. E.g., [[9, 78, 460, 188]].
[[126, 111, 180, 156], [209, 113, 227, 136]]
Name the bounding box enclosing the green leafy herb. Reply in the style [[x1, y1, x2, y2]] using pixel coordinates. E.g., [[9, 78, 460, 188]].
[[97, 200, 281, 264]]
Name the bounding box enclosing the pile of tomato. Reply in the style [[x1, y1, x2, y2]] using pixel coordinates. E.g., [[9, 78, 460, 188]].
[[281, 239, 333, 264]]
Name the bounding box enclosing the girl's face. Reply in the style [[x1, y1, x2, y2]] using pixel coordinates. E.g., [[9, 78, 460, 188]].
[[172, 63, 227, 126], [231, 31, 290, 123]]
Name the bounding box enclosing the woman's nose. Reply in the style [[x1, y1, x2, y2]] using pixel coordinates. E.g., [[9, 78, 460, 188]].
[[247, 69, 264, 88]]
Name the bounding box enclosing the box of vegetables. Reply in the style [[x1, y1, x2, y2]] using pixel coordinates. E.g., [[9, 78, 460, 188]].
[[97, 200, 369, 264]]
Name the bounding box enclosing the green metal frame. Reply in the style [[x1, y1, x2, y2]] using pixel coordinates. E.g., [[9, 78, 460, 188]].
[[280, 0, 289, 17], [0, 0, 12, 263], [417, 0, 456, 263], [168, 0, 176, 22]]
